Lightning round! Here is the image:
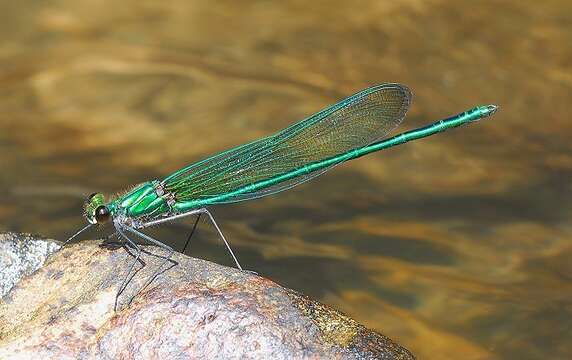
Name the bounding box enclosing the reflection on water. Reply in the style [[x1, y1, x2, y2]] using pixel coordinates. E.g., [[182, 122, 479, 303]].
[[1, 1, 571, 358]]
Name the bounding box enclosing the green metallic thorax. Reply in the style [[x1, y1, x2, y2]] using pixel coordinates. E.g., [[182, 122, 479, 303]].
[[110, 181, 170, 219]]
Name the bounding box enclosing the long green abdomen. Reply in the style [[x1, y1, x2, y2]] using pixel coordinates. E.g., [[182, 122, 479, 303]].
[[172, 104, 497, 212]]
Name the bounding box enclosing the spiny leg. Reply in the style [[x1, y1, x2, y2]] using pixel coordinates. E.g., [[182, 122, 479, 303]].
[[62, 223, 93, 247], [100, 231, 123, 250], [199, 208, 243, 270], [114, 225, 145, 311], [181, 213, 201, 254], [122, 225, 177, 306], [141, 208, 244, 271]]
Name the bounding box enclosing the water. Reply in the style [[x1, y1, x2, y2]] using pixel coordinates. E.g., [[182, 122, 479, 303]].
[[1, 1, 571, 358]]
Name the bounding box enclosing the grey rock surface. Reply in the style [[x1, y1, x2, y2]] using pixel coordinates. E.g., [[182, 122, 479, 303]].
[[0, 236, 414, 359], [0, 232, 61, 298]]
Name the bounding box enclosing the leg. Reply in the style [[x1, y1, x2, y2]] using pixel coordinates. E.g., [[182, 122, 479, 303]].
[[199, 208, 243, 270], [114, 225, 145, 311], [142, 208, 243, 270], [121, 225, 177, 306], [62, 223, 93, 247], [181, 213, 201, 254], [100, 231, 122, 250]]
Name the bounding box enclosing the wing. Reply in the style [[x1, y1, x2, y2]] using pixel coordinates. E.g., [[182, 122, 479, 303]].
[[163, 83, 411, 204]]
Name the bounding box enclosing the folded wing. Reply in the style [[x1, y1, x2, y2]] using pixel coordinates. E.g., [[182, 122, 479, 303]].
[[163, 83, 412, 204]]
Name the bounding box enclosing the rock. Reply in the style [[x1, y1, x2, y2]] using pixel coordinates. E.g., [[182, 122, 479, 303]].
[[0, 232, 61, 298], [0, 236, 415, 359]]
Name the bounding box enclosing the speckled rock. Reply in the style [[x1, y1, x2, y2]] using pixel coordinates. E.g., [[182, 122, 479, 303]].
[[0, 232, 61, 298], [0, 237, 414, 359]]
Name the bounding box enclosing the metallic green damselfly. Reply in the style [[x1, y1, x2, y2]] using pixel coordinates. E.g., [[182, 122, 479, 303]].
[[65, 83, 497, 308]]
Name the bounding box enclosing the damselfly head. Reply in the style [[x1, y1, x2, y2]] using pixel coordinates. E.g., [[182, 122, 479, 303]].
[[85, 193, 111, 224]]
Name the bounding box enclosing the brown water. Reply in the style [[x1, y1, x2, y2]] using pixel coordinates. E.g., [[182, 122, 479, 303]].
[[1, 1, 571, 358]]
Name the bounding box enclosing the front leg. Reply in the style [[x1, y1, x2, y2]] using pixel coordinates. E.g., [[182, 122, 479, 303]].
[[114, 224, 145, 311]]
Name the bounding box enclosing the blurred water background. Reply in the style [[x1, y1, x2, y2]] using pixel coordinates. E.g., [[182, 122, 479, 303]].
[[1, 1, 571, 358]]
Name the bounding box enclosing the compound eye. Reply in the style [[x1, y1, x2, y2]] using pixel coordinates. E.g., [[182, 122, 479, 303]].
[[95, 205, 111, 223]]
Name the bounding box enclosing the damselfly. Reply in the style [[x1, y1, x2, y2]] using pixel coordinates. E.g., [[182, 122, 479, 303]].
[[65, 83, 497, 309]]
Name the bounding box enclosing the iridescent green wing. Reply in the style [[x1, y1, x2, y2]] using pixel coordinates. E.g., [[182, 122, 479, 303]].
[[163, 83, 411, 204]]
